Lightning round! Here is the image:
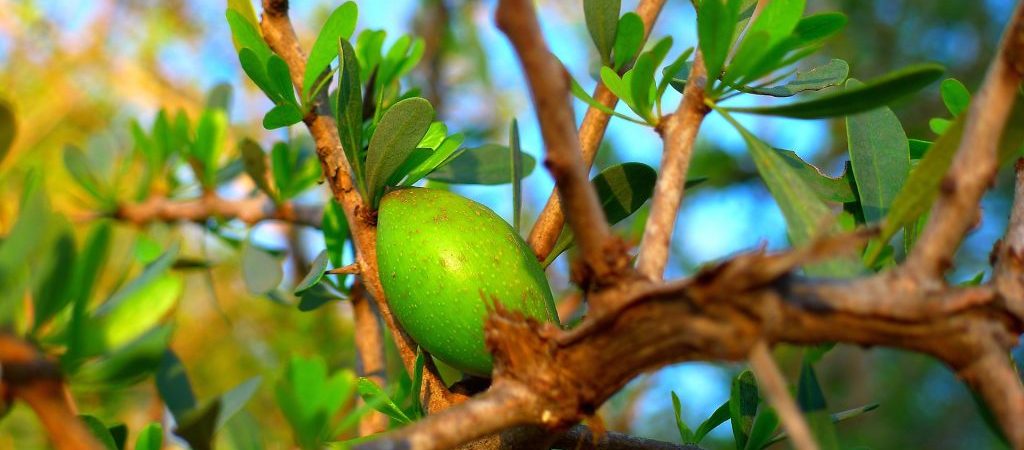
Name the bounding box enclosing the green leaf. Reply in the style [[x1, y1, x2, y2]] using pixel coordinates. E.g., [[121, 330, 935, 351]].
[[295, 250, 330, 296], [175, 400, 221, 450], [267, 55, 297, 104], [302, 2, 358, 99], [217, 377, 263, 430], [742, 408, 780, 450], [74, 326, 173, 386], [584, 0, 620, 65], [845, 78, 911, 223], [206, 82, 233, 114], [97, 274, 181, 350], [240, 138, 275, 199], [337, 39, 365, 194], [225, 9, 271, 62], [940, 78, 970, 116], [276, 357, 356, 449], [323, 200, 351, 270], [32, 231, 76, 332], [365, 97, 435, 207], [242, 238, 283, 295], [656, 47, 694, 101], [193, 109, 228, 187], [263, 104, 304, 130], [239, 48, 275, 99], [792, 12, 848, 47], [418, 122, 448, 150], [134, 423, 163, 450], [717, 108, 861, 277], [726, 63, 944, 119], [409, 349, 426, 418], [729, 370, 758, 450], [930, 117, 951, 135], [156, 350, 197, 421], [271, 142, 293, 199], [698, 0, 741, 87], [797, 361, 840, 450], [80, 415, 118, 450], [721, 0, 806, 89], [64, 221, 112, 369], [401, 133, 465, 186], [775, 150, 856, 203], [0, 100, 15, 164], [298, 281, 347, 312], [693, 401, 730, 443], [747, 59, 849, 97], [872, 114, 966, 259], [612, 12, 644, 70], [671, 392, 695, 442], [510, 119, 523, 232], [630, 36, 673, 121], [64, 145, 110, 205], [356, 378, 412, 424], [600, 66, 633, 110], [426, 143, 536, 185]]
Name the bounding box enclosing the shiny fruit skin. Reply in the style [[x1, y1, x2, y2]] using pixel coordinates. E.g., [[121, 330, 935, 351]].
[[376, 187, 558, 376]]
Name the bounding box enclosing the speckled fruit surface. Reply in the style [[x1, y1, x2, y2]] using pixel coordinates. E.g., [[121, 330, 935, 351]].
[[376, 187, 558, 376]]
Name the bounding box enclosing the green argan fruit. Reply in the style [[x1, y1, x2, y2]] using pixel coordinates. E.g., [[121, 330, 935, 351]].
[[376, 187, 558, 376]]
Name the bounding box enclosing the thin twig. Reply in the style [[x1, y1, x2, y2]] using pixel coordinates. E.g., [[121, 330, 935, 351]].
[[527, 0, 668, 261], [351, 281, 389, 435], [905, 0, 1024, 279], [115, 194, 323, 228], [327, 263, 361, 275], [748, 342, 818, 450]]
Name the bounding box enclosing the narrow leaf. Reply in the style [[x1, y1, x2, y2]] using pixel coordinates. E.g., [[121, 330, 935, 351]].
[[798, 361, 840, 450], [693, 401, 730, 443], [510, 119, 523, 232], [156, 350, 197, 421], [323, 200, 351, 270], [671, 392, 695, 442], [729, 370, 758, 450], [295, 250, 330, 296], [401, 133, 465, 186], [426, 144, 536, 185], [742, 408, 780, 450], [225, 9, 271, 62], [727, 63, 944, 119], [698, 0, 741, 87], [747, 59, 849, 97], [337, 39, 365, 193], [356, 378, 412, 424]]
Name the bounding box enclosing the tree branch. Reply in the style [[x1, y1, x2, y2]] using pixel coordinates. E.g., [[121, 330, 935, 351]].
[[258, 0, 461, 413], [114, 193, 322, 228], [553, 426, 702, 450], [0, 334, 102, 450], [527, 0, 668, 261], [905, 0, 1024, 280], [496, 0, 626, 287], [635, 50, 710, 280]]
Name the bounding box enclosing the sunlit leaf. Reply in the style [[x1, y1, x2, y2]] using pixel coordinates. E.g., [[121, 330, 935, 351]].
[[693, 401, 730, 443], [401, 133, 465, 186], [356, 378, 412, 424], [671, 392, 695, 442], [134, 423, 163, 450], [630, 36, 672, 121], [365, 97, 435, 207], [74, 326, 173, 387], [726, 63, 943, 119], [263, 103, 304, 130], [276, 356, 357, 449], [721, 0, 805, 89], [940, 78, 970, 116], [193, 109, 228, 187], [698, 0, 741, 88], [302, 2, 358, 99], [225, 9, 271, 62], [845, 79, 911, 223], [612, 12, 644, 70]]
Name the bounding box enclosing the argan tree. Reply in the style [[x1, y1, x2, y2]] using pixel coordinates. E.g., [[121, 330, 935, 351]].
[[0, 0, 1022, 449]]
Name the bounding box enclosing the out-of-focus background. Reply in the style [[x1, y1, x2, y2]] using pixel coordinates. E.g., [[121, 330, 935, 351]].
[[0, 0, 1019, 448]]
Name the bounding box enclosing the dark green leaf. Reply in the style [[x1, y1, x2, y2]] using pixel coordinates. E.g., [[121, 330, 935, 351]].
[[74, 326, 173, 387], [612, 12, 644, 70], [726, 63, 944, 119], [510, 119, 523, 232], [426, 143, 536, 185], [365, 97, 435, 207], [337, 39, 365, 194], [175, 400, 221, 450], [940, 78, 970, 116], [845, 78, 911, 223], [263, 103, 304, 130], [80, 415, 118, 450], [0, 100, 15, 164], [357, 378, 412, 424], [298, 281, 346, 312], [134, 423, 163, 450], [156, 350, 197, 421], [225, 9, 272, 62], [276, 356, 356, 449], [742, 408, 780, 450], [775, 150, 856, 203], [302, 2, 358, 98], [657, 47, 693, 100], [295, 250, 330, 296], [206, 82, 233, 113], [671, 392, 695, 442], [747, 59, 848, 97], [729, 370, 758, 450], [792, 12, 848, 47], [242, 238, 283, 295], [718, 108, 861, 277], [698, 0, 741, 87], [693, 401, 730, 443], [109, 424, 128, 450], [32, 231, 76, 332], [584, 0, 620, 65], [63, 221, 112, 370], [798, 361, 840, 450], [217, 377, 263, 430], [721, 0, 805, 89], [909, 139, 931, 159]]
